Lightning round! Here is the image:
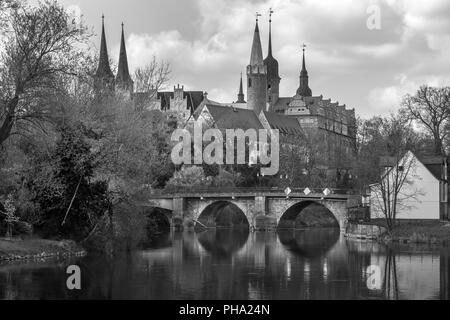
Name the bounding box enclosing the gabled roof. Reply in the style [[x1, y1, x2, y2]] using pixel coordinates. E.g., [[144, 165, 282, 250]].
[[419, 155, 449, 181], [379, 151, 448, 182]]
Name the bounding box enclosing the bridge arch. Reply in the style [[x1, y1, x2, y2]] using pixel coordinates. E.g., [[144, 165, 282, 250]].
[[141, 206, 172, 232], [271, 199, 347, 231], [194, 200, 250, 229]]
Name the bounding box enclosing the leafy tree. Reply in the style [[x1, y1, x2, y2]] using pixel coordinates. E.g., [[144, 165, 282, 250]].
[[0, 1, 89, 146], [29, 125, 109, 240], [165, 166, 210, 191]]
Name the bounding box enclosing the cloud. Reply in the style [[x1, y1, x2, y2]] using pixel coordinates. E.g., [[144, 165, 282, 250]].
[[101, 0, 450, 116]]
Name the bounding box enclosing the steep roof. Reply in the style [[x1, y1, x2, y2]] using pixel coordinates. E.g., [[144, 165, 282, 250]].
[[262, 111, 303, 135], [297, 47, 312, 97], [419, 155, 449, 181], [202, 104, 264, 130], [249, 20, 264, 66], [379, 152, 448, 182], [96, 16, 114, 79], [116, 23, 133, 86]]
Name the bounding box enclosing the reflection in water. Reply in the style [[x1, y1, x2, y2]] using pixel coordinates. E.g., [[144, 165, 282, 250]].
[[0, 230, 449, 300]]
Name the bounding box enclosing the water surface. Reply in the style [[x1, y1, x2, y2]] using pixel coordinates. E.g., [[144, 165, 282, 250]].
[[1, 229, 449, 300]]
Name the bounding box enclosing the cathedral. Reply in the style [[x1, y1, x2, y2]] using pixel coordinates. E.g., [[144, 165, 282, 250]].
[[93, 16, 205, 121]]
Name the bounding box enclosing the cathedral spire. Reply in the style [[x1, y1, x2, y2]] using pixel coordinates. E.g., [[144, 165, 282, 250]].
[[237, 72, 245, 103], [96, 15, 113, 78], [249, 13, 264, 66], [264, 8, 280, 108], [116, 22, 134, 93], [297, 43, 312, 97], [247, 13, 267, 115]]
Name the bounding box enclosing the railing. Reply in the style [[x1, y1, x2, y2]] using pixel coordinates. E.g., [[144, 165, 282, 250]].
[[149, 186, 357, 196]]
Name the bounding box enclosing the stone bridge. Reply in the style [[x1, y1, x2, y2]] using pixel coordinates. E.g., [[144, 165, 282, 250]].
[[144, 188, 361, 232]]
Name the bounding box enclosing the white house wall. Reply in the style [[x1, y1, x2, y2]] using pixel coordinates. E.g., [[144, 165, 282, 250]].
[[371, 152, 440, 220]]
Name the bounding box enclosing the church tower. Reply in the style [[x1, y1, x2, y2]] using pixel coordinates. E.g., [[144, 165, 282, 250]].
[[236, 72, 246, 103], [116, 23, 134, 97], [296, 44, 312, 97], [94, 15, 115, 95], [247, 14, 267, 114], [263, 9, 280, 108]]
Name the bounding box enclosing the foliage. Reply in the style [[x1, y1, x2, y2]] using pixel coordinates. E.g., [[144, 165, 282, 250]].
[[3, 193, 19, 237], [166, 166, 210, 190], [28, 125, 110, 240], [0, 0, 89, 146]]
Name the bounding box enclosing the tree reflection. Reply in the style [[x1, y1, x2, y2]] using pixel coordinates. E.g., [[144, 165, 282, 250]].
[[383, 248, 399, 300]]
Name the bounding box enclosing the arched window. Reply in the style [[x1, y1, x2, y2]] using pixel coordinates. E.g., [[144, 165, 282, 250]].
[[248, 78, 252, 87]]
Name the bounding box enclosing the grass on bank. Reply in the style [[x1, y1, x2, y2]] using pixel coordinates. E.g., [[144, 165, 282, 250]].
[[369, 219, 450, 242], [0, 238, 84, 261]]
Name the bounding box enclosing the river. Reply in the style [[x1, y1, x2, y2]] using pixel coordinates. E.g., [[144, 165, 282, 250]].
[[0, 228, 449, 300]]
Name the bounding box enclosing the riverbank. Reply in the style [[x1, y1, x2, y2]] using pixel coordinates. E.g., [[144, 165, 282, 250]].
[[0, 238, 86, 262], [365, 220, 450, 245]]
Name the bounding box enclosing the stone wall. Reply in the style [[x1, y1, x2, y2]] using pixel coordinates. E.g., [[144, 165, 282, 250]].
[[345, 223, 387, 240]]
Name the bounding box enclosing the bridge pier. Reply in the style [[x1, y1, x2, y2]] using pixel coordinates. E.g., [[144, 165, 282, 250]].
[[172, 198, 186, 231]]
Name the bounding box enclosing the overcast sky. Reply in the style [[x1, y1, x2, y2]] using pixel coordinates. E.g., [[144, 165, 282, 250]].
[[58, 0, 450, 118]]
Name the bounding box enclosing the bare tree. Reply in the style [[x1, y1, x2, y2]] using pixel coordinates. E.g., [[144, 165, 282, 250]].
[[371, 151, 420, 231], [134, 56, 171, 95], [401, 86, 450, 156], [0, 1, 88, 146]]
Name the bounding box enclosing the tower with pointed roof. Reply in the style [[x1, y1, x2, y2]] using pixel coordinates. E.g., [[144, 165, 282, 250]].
[[296, 44, 312, 97], [116, 22, 134, 97], [247, 14, 267, 114], [264, 9, 280, 109], [236, 73, 246, 103], [94, 15, 115, 95]]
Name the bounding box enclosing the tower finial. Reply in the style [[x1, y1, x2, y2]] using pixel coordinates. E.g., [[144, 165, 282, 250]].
[[302, 43, 307, 71], [256, 12, 262, 22]]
